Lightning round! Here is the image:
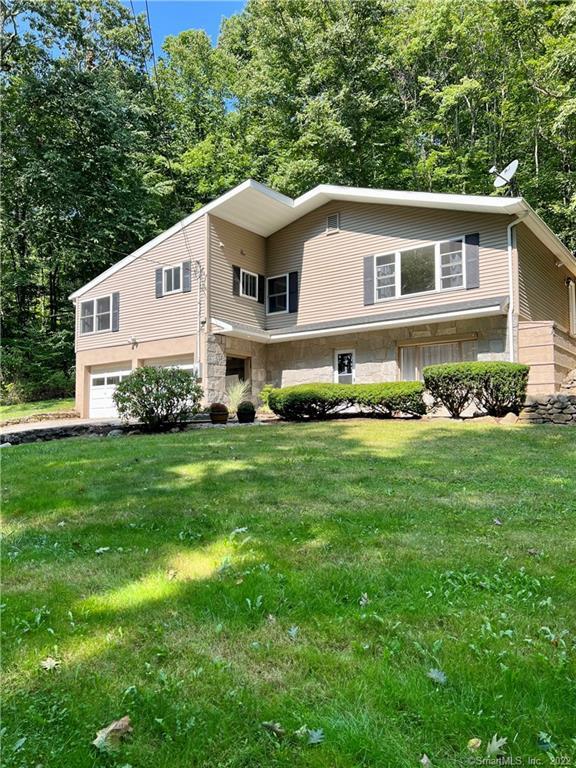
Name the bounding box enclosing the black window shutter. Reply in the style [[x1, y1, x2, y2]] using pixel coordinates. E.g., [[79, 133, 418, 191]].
[[257, 274, 265, 304], [233, 265, 241, 296], [155, 268, 163, 298], [465, 233, 480, 289], [182, 260, 192, 292], [364, 255, 375, 305], [111, 292, 120, 332], [288, 271, 299, 313]]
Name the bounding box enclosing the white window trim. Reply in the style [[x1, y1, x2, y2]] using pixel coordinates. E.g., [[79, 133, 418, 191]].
[[163, 264, 183, 295], [374, 236, 467, 303], [79, 294, 113, 335], [266, 272, 289, 315], [326, 212, 340, 235], [334, 349, 356, 384], [569, 279, 576, 337], [239, 267, 259, 301]]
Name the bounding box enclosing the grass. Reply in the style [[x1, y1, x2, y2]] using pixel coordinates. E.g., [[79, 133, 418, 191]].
[[0, 398, 76, 422], [2, 419, 575, 767]]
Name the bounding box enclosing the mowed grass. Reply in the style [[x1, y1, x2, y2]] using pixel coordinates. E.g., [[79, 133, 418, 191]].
[[0, 398, 76, 422], [2, 420, 575, 767]]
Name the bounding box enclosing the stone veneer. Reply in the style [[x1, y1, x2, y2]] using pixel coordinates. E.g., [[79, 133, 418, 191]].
[[519, 394, 576, 425], [266, 316, 508, 389], [205, 334, 267, 404]]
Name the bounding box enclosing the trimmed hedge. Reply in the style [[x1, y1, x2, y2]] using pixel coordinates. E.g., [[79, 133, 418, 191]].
[[267, 382, 426, 421], [423, 362, 529, 418]]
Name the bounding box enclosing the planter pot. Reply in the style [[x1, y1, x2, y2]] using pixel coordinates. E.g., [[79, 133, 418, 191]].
[[237, 412, 255, 424], [210, 412, 228, 425]]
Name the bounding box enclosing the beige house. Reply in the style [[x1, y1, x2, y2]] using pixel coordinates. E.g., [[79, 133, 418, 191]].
[[70, 181, 576, 418]]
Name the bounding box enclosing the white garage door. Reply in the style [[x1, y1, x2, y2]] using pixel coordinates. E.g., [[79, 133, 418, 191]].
[[89, 369, 132, 419]]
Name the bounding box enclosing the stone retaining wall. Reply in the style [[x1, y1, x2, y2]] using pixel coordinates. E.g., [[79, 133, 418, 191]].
[[519, 394, 576, 425]]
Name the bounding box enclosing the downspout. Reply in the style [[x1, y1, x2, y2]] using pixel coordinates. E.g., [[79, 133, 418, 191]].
[[507, 212, 528, 362]]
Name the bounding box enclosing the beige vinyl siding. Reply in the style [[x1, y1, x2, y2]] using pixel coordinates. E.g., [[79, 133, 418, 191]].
[[266, 201, 511, 330], [75, 216, 206, 351], [208, 215, 266, 327], [517, 223, 571, 331]]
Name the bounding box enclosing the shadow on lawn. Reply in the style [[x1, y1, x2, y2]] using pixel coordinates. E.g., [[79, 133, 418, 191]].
[[2, 419, 575, 754]]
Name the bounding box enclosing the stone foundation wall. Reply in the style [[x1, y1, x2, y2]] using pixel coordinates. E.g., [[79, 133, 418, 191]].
[[519, 394, 576, 425], [265, 317, 508, 388]]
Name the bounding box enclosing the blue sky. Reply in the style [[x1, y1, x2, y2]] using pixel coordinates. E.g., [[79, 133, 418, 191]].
[[124, 1, 247, 53]]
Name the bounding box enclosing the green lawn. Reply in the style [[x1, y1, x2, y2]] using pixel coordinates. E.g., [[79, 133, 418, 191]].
[[0, 398, 76, 422], [2, 420, 575, 767]]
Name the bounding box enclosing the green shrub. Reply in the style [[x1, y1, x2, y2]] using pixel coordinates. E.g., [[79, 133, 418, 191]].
[[423, 362, 530, 418], [237, 400, 255, 415], [471, 362, 530, 416], [259, 384, 274, 408], [267, 382, 425, 421], [113, 366, 203, 430], [422, 364, 476, 418]]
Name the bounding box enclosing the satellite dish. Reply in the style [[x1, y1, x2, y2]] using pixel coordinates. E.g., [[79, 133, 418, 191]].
[[489, 159, 519, 189]]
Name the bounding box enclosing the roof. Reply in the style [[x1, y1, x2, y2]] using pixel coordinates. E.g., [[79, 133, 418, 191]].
[[69, 180, 575, 299], [212, 295, 510, 343]]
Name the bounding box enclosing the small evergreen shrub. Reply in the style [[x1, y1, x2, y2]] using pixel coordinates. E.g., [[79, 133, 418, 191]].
[[237, 400, 256, 423], [423, 362, 530, 418], [113, 366, 202, 430], [209, 402, 229, 414], [267, 382, 425, 421]]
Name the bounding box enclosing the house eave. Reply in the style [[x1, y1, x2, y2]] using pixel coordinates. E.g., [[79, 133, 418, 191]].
[[69, 180, 574, 301], [211, 296, 509, 344]]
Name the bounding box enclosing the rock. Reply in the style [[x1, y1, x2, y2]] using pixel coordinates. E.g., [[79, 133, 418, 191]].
[[0, 442, 12, 448], [472, 415, 498, 424], [551, 414, 572, 424], [169, 427, 180, 433], [107, 429, 124, 437], [500, 412, 518, 425]]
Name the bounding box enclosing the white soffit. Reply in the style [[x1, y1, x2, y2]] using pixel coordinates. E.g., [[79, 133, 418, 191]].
[[70, 179, 575, 299]]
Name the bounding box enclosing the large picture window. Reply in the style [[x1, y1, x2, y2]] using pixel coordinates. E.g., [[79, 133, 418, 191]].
[[374, 238, 465, 301], [400, 339, 478, 381], [80, 295, 111, 334], [267, 274, 288, 313]]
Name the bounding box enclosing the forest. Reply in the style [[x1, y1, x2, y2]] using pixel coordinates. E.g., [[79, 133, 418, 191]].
[[1, 0, 575, 401]]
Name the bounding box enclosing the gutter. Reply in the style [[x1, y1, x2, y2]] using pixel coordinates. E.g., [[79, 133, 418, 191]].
[[507, 212, 528, 362]]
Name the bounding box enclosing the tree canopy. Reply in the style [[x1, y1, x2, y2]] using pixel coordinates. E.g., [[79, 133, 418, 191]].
[[2, 0, 575, 400]]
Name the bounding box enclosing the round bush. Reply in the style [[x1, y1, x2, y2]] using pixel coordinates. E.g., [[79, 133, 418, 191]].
[[113, 366, 203, 430], [423, 362, 530, 418]]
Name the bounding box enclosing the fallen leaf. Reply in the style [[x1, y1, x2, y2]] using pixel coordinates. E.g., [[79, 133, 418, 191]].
[[307, 728, 324, 745], [166, 569, 178, 581], [261, 721, 285, 738], [288, 625, 299, 640], [486, 734, 507, 756], [420, 754, 432, 766], [95, 547, 110, 555], [527, 548, 541, 557], [92, 716, 133, 752], [235, 578, 244, 585], [266, 614, 276, 624], [493, 518, 503, 526], [13, 737, 27, 752], [467, 738, 482, 751], [359, 592, 370, 607], [40, 657, 60, 671], [427, 668, 447, 685]]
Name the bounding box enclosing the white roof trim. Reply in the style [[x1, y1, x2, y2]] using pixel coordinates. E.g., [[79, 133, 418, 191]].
[[211, 303, 506, 344], [70, 180, 575, 299]]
